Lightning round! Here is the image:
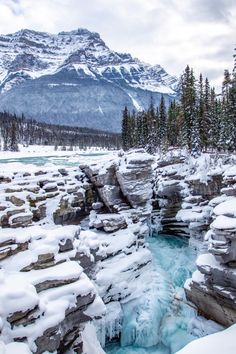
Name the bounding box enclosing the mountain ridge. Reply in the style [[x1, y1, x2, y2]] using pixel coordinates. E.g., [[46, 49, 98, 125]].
[[0, 28, 178, 131]]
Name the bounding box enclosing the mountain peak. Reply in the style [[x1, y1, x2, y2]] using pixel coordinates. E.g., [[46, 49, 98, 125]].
[[0, 27, 177, 132], [58, 28, 100, 38]]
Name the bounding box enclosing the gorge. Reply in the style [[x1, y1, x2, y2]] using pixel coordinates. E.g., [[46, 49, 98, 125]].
[[1, 149, 236, 354]]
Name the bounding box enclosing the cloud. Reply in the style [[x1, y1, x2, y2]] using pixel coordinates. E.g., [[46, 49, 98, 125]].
[[0, 0, 235, 90]]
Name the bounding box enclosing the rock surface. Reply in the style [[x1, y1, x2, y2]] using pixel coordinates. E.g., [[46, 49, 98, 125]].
[[0, 152, 154, 353], [185, 164, 236, 326]]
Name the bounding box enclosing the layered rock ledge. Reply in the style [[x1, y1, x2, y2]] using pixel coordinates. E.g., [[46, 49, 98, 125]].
[[185, 165, 236, 326], [0, 150, 154, 353]]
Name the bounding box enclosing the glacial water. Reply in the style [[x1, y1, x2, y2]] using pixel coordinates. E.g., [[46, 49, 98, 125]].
[[105, 234, 209, 354], [0, 152, 108, 166]]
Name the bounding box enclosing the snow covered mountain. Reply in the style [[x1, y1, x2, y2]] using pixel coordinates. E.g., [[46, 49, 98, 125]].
[[0, 28, 178, 131]]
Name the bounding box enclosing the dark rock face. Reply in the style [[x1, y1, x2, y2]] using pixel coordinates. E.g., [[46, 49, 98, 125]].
[[82, 150, 154, 212], [187, 175, 223, 199], [34, 294, 95, 354], [185, 167, 236, 327], [0, 28, 177, 131], [153, 157, 223, 238]]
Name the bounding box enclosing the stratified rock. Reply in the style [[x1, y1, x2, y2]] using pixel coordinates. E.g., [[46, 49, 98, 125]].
[[9, 211, 33, 227], [185, 195, 236, 326], [6, 195, 25, 207], [116, 151, 154, 208], [92, 213, 127, 232]]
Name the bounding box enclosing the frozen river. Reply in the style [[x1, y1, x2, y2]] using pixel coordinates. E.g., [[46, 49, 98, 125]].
[[105, 234, 220, 354]]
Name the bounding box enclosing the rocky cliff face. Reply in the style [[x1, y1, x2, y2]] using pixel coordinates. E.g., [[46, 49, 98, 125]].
[[0, 150, 155, 353], [2, 150, 236, 352], [185, 166, 236, 327], [153, 154, 223, 238], [0, 28, 177, 131]]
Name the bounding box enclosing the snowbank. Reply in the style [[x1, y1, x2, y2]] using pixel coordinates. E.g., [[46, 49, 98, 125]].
[[175, 324, 236, 354]]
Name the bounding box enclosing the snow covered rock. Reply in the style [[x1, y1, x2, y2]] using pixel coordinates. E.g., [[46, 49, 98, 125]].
[[185, 167, 236, 326], [153, 153, 224, 238], [176, 323, 236, 354], [81, 161, 123, 211], [116, 151, 155, 208], [92, 213, 127, 232], [0, 225, 106, 353]]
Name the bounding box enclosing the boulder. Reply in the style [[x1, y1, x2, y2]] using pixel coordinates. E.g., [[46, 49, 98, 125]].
[[93, 213, 127, 232]]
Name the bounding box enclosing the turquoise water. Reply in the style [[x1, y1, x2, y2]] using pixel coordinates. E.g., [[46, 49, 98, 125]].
[[105, 234, 197, 354], [0, 152, 108, 166]]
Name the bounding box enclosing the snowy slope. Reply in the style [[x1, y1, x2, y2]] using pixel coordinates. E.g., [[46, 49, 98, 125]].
[[176, 324, 236, 354], [0, 28, 177, 131]]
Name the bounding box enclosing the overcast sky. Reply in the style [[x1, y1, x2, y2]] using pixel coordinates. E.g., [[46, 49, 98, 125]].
[[0, 0, 235, 89]]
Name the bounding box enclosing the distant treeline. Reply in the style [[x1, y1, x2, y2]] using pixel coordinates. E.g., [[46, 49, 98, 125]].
[[0, 112, 121, 151], [122, 49, 236, 155]]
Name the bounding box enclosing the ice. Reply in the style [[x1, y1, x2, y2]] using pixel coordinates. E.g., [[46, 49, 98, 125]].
[[105, 234, 200, 353], [96, 302, 123, 347], [105, 234, 224, 354]]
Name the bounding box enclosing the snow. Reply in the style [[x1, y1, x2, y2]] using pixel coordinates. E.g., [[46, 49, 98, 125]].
[[208, 194, 233, 207], [224, 165, 236, 177], [211, 214, 236, 230], [196, 253, 222, 270], [0, 270, 39, 317], [127, 93, 143, 111], [176, 323, 236, 354], [0, 144, 115, 161], [73, 63, 97, 78], [213, 198, 236, 217], [0, 28, 177, 97], [22, 261, 83, 287], [176, 207, 210, 223], [82, 323, 106, 354], [191, 270, 205, 283], [1, 149, 236, 354], [0, 342, 32, 354]]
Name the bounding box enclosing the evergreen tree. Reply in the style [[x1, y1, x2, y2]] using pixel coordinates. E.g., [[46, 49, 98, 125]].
[[180, 66, 197, 151], [167, 101, 181, 147], [202, 77, 211, 151], [197, 73, 205, 150], [9, 120, 19, 152], [136, 111, 144, 148], [228, 49, 236, 150], [146, 96, 157, 154], [159, 95, 167, 151], [121, 106, 130, 151]]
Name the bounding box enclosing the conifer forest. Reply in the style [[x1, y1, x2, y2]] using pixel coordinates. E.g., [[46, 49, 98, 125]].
[[122, 51, 236, 155]]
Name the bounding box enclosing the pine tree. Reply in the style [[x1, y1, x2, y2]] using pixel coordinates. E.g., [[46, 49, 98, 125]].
[[167, 101, 181, 147], [197, 74, 205, 149], [208, 88, 220, 151], [136, 111, 144, 148], [221, 70, 233, 150], [129, 110, 137, 149], [9, 120, 19, 152], [202, 77, 211, 151], [180, 66, 197, 152], [228, 49, 236, 150], [159, 95, 167, 151], [146, 96, 157, 154], [121, 106, 130, 151]]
